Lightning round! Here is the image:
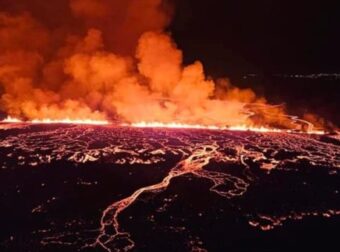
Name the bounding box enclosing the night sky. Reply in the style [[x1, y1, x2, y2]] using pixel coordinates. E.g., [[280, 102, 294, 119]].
[[170, 0, 340, 75], [169, 0, 340, 126]]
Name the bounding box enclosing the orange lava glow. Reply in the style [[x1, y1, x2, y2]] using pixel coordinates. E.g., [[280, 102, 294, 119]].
[[2, 116, 109, 125], [2, 116, 23, 123], [0, 1, 335, 136], [1, 117, 326, 134], [128, 122, 326, 134]]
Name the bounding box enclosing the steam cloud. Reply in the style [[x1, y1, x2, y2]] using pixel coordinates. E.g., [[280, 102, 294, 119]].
[[0, 0, 318, 128]]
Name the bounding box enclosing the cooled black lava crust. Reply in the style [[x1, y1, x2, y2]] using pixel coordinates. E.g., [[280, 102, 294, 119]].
[[0, 124, 339, 251]]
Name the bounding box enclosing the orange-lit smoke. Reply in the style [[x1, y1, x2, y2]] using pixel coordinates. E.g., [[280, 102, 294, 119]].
[[0, 0, 324, 130]]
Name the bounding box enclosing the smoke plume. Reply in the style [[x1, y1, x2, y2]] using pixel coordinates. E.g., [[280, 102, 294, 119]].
[[0, 0, 321, 129]]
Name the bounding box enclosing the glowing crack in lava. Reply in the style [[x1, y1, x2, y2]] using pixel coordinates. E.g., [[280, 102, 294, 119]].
[[93, 143, 227, 251], [87, 130, 336, 251], [1, 123, 337, 251]]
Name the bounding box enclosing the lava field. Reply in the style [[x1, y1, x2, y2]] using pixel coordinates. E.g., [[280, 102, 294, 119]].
[[0, 123, 339, 251]]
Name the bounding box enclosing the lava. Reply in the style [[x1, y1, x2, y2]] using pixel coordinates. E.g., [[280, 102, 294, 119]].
[[0, 124, 339, 251], [0, 1, 338, 251], [82, 127, 336, 251], [2, 116, 23, 123], [92, 143, 220, 251], [1, 116, 110, 125], [1, 117, 326, 134], [128, 122, 326, 134]]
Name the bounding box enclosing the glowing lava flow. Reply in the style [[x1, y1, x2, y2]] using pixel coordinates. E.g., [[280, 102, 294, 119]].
[[30, 118, 110, 125], [1, 116, 110, 125], [92, 143, 228, 251], [90, 140, 255, 251], [1, 117, 326, 134], [129, 122, 326, 135], [0, 124, 338, 250], [1, 116, 23, 123]]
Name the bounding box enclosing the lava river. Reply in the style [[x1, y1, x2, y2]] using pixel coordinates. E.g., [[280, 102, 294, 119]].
[[0, 123, 339, 251]]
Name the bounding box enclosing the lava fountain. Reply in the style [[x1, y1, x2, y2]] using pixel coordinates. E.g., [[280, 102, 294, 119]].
[[0, 1, 333, 132]]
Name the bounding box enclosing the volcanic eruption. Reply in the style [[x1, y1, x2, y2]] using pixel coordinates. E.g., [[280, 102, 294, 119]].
[[0, 0, 330, 132], [0, 1, 339, 252]]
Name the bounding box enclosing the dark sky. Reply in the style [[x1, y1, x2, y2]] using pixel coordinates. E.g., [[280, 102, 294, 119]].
[[169, 0, 340, 76]]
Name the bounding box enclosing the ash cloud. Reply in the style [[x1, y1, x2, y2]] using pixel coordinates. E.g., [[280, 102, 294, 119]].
[[0, 0, 318, 128]]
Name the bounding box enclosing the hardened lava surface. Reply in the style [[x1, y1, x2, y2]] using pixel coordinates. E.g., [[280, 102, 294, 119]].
[[0, 124, 339, 251]]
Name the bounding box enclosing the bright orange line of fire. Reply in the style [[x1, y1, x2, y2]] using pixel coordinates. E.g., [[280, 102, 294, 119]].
[[1, 116, 325, 134], [129, 122, 325, 134], [2, 116, 110, 125]]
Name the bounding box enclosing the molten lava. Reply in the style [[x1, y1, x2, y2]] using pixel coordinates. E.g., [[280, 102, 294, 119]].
[[1, 123, 336, 250], [129, 122, 325, 134], [1, 116, 325, 134], [2, 116, 109, 125]]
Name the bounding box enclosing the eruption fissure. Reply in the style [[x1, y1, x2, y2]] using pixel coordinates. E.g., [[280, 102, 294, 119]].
[[0, 125, 339, 249], [0, 116, 326, 134], [0, 0, 331, 131]]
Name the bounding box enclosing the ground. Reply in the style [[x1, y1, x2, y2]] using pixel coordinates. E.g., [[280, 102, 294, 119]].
[[0, 123, 339, 251]]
